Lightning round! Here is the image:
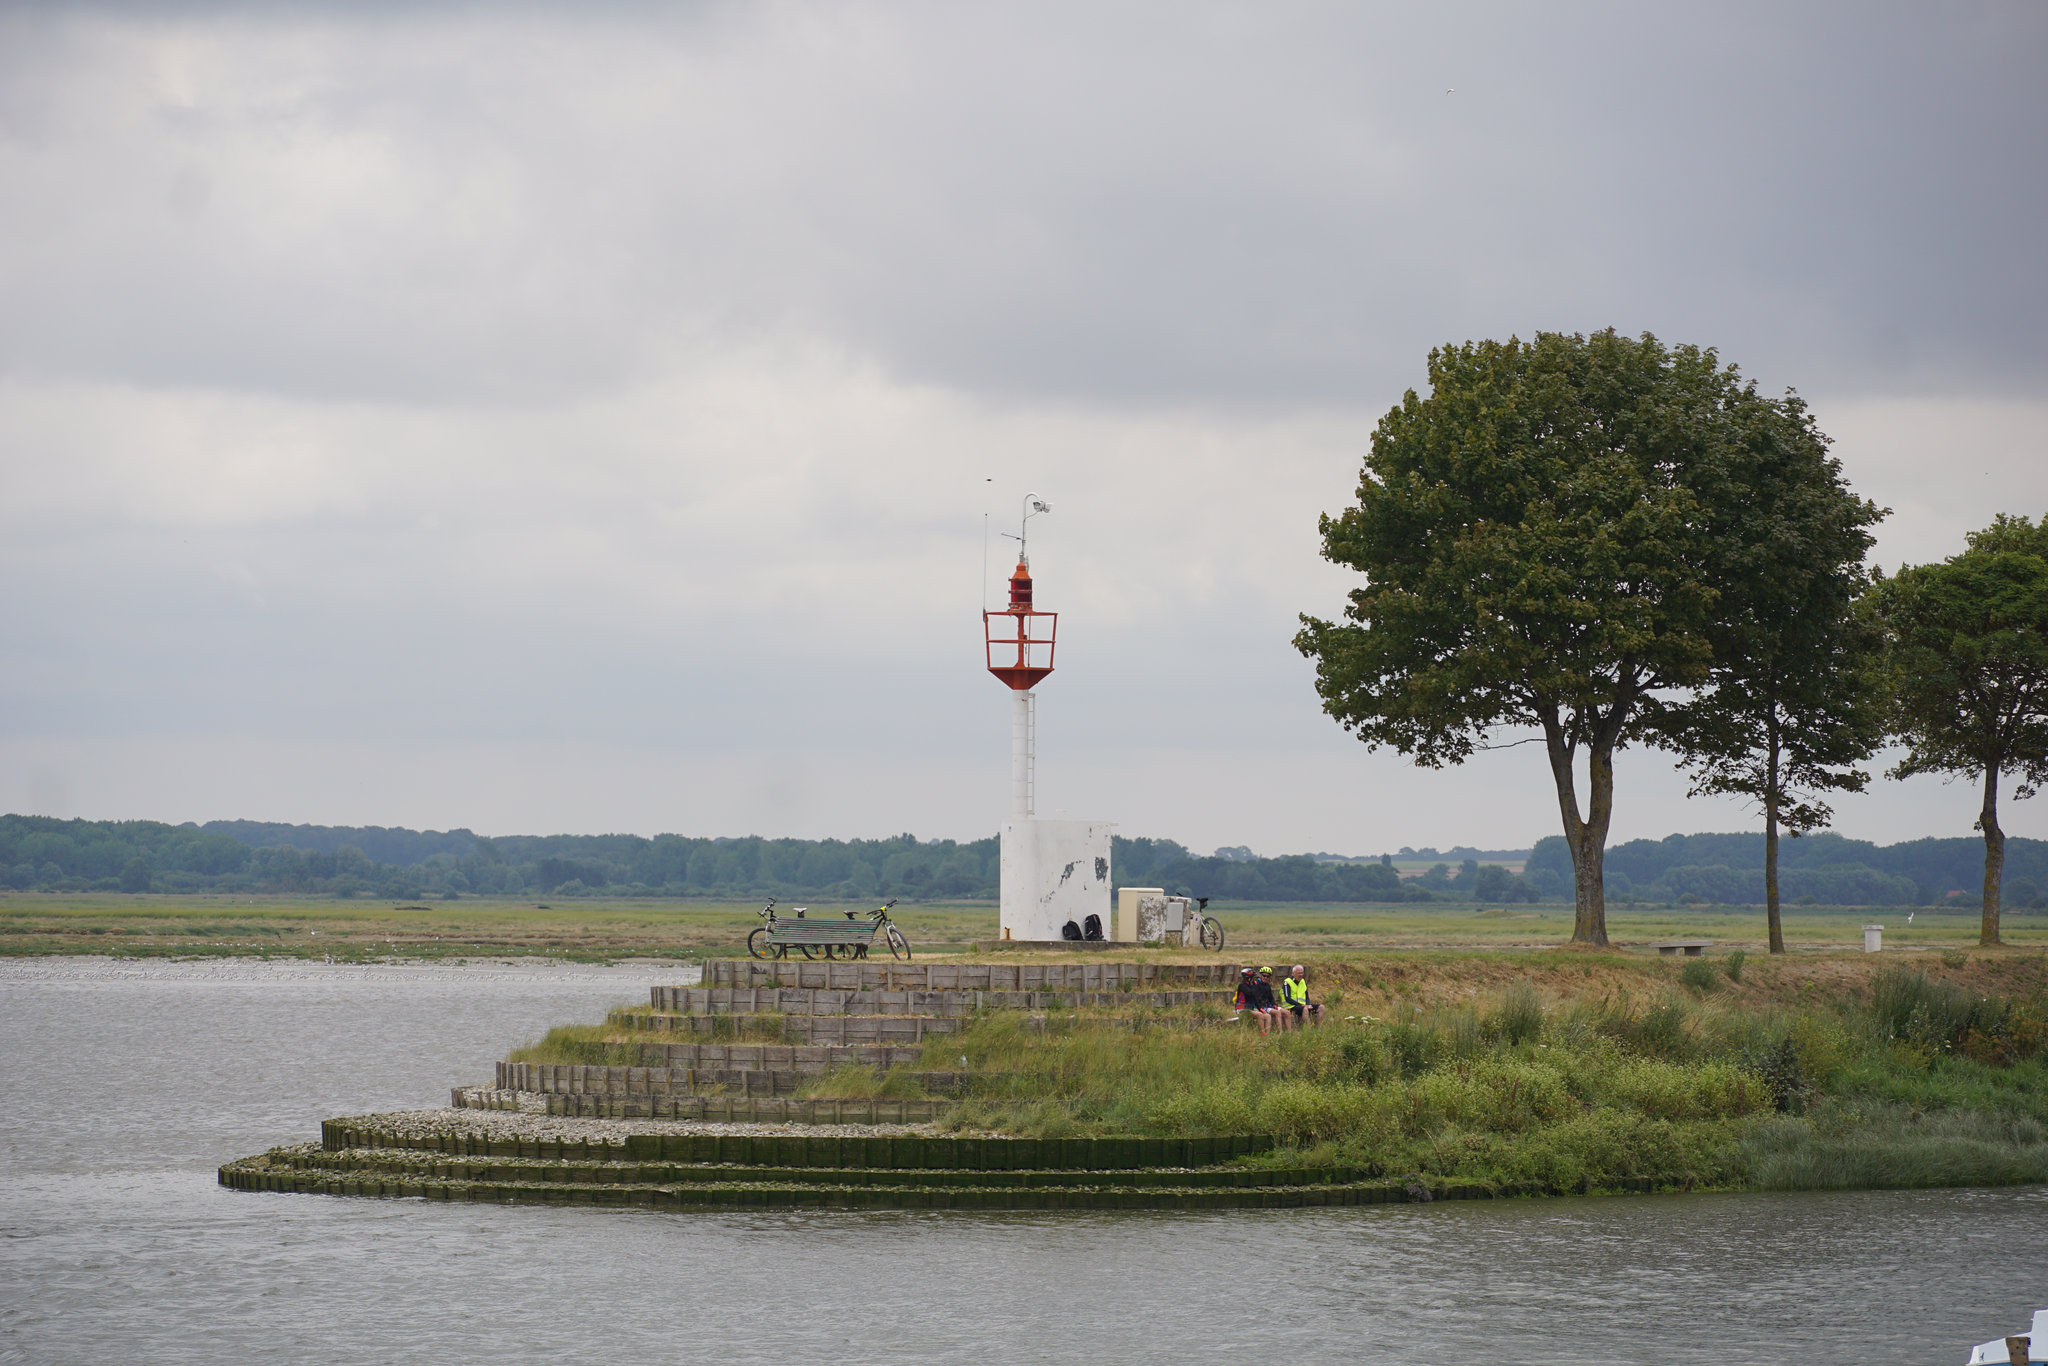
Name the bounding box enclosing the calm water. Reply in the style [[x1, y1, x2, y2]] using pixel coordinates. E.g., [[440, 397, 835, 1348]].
[[1, 957, 2042, 1366]]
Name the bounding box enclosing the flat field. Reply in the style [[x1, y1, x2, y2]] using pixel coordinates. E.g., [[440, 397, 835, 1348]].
[[1, 892, 2042, 960]]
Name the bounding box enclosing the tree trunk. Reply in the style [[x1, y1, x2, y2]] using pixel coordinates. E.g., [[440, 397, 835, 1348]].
[[1980, 759, 2004, 947], [1765, 724, 1784, 955], [1544, 716, 1612, 947], [1764, 800, 1784, 955]]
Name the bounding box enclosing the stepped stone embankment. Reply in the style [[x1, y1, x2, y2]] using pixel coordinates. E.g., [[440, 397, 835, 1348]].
[[701, 961, 1240, 990], [607, 1013, 964, 1041], [645, 985, 1227, 1017], [453, 1085, 952, 1122], [492, 1060, 974, 1097], [637, 1042, 924, 1069], [222, 958, 1364, 1211]]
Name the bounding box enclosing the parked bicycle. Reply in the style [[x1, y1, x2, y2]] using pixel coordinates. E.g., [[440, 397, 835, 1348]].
[[846, 899, 911, 962]]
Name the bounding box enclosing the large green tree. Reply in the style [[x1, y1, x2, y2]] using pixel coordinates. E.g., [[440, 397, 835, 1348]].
[[1868, 514, 2048, 945], [1296, 329, 1850, 946], [1673, 396, 1887, 953]]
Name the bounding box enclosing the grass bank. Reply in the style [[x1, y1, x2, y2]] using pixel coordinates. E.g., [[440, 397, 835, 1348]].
[[513, 950, 2048, 1196], [931, 955, 2048, 1195]]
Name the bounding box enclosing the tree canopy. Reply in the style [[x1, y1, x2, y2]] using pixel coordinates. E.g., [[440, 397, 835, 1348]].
[[1297, 329, 1874, 946], [1672, 392, 1886, 951], [1869, 513, 2048, 944]]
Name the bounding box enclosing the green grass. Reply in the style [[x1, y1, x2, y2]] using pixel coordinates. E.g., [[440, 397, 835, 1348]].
[[6, 890, 2041, 959], [1743, 1101, 2048, 1190], [0, 894, 997, 960], [506, 1024, 648, 1068], [912, 964, 2048, 1195]]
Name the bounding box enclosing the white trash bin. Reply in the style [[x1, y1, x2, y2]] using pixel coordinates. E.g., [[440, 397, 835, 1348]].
[[1863, 924, 1883, 953]]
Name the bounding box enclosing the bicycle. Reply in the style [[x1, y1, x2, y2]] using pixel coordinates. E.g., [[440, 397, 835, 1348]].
[[747, 899, 783, 960], [1192, 897, 1225, 952], [842, 899, 912, 961]]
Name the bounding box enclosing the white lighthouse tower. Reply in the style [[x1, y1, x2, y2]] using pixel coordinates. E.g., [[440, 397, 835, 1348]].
[[983, 496, 1112, 941]]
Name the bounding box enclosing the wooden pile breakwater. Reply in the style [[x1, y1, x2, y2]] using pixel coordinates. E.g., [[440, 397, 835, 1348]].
[[219, 1121, 1519, 1209], [219, 958, 1351, 1212]]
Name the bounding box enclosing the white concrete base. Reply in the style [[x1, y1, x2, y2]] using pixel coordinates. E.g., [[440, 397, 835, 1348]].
[[999, 819, 1113, 943]]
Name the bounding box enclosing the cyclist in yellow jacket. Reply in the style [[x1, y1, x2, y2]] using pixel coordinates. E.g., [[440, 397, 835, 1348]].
[[1280, 964, 1320, 1029]]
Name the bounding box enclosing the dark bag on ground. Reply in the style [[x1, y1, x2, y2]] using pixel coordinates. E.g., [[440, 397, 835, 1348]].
[[1061, 920, 1083, 940], [1083, 914, 1104, 941]]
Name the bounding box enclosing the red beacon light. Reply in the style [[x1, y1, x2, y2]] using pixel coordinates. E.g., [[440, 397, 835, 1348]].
[[985, 555, 1056, 690]]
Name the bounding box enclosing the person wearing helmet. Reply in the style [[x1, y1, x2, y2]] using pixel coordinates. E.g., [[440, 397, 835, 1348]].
[[1252, 967, 1284, 1035], [1281, 964, 1320, 1028], [1237, 965, 1279, 1035]]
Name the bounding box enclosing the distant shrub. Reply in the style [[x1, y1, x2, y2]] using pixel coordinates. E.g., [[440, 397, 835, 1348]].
[[1724, 950, 1746, 983], [1680, 957, 1720, 993]]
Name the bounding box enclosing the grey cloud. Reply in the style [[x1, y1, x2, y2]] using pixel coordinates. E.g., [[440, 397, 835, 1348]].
[[0, 2, 2042, 409], [3, 2, 2046, 852]]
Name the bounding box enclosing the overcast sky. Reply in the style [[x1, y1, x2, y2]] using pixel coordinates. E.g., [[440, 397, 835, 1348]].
[[3, 1, 2045, 855]]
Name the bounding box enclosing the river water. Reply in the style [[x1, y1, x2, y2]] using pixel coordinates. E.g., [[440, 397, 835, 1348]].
[[1, 956, 2041, 1365]]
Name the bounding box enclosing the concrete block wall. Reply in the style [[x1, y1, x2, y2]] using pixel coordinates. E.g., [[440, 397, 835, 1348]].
[[607, 1012, 963, 1042], [535, 1094, 953, 1123], [645, 985, 1229, 1017], [639, 1042, 923, 1069], [701, 960, 1241, 990], [492, 1061, 971, 1099]]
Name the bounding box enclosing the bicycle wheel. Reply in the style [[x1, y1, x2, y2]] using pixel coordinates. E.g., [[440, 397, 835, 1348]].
[[1198, 917, 1225, 951], [747, 928, 774, 960], [884, 923, 912, 961]]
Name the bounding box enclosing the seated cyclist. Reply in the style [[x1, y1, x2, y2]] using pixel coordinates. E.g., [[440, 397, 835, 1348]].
[[1281, 964, 1321, 1029], [1236, 966, 1279, 1036]]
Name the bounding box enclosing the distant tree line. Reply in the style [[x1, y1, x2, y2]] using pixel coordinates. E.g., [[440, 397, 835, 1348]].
[[1524, 831, 2048, 909], [9, 813, 2030, 908], [0, 817, 1449, 903], [0, 817, 1001, 901]]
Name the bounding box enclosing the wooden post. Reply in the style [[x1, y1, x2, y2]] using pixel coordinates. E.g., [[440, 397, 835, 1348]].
[[2006, 1336, 2030, 1366]]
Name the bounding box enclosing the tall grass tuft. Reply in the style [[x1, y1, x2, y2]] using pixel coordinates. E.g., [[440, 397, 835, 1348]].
[[800, 1066, 929, 1100], [507, 1025, 644, 1067], [1680, 956, 1720, 994], [1869, 967, 2004, 1053], [1486, 980, 1545, 1045], [1743, 1102, 2048, 1190]]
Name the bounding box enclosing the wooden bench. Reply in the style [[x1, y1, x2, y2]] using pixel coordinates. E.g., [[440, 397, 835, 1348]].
[[760, 916, 880, 960]]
